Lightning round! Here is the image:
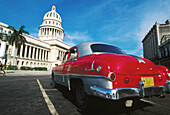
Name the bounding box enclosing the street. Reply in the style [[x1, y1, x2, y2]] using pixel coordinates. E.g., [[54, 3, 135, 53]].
[[0, 75, 170, 115]]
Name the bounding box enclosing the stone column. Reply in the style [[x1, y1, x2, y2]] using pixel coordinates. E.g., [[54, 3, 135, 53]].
[[39, 49, 42, 60], [20, 45, 23, 58], [24, 45, 27, 58], [43, 28, 45, 35], [32, 47, 35, 59], [50, 28, 52, 36], [42, 50, 44, 60], [36, 48, 39, 60], [45, 50, 47, 61]]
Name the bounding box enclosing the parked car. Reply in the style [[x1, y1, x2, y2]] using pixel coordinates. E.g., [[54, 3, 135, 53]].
[[51, 42, 170, 109]]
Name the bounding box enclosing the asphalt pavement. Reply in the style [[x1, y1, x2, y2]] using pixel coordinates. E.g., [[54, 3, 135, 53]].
[[1, 71, 170, 115]]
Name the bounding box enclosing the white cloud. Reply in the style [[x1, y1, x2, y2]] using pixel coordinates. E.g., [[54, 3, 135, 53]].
[[64, 31, 92, 47], [106, 36, 131, 42], [30, 33, 38, 38]]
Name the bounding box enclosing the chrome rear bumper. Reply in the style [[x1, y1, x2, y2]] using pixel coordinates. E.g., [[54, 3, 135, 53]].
[[90, 80, 170, 100]]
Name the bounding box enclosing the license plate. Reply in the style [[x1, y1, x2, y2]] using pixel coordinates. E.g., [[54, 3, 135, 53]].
[[141, 77, 154, 87]]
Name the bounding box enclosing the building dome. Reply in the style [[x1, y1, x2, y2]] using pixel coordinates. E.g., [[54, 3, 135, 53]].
[[38, 5, 64, 42], [43, 5, 62, 23]]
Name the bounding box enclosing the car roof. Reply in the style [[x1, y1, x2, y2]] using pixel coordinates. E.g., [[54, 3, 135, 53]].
[[73, 42, 116, 57]]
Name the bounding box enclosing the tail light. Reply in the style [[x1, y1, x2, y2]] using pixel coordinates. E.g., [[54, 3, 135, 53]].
[[124, 77, 129, 84], [108, 72, 116, 81], [159, 75, 162, 82]]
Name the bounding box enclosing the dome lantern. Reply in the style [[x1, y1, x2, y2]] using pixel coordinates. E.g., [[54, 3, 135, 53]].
[[52, 5, 56, 11]]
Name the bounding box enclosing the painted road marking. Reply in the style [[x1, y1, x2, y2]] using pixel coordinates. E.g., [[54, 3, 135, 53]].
[[140, 99, 160, 106], [36, 79, 59, 115]]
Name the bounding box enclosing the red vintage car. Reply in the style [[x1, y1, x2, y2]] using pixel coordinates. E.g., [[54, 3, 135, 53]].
[[51, 42, 170, 109]]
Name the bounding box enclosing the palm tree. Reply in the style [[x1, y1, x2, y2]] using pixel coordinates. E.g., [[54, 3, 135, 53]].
[[7, 25, 29, 65]]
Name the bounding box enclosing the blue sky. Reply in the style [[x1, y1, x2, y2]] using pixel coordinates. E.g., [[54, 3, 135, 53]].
[[0, 0, 170, 56]]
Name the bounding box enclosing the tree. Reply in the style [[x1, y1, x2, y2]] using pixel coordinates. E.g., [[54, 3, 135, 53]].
[[7, 25, 29, 65]]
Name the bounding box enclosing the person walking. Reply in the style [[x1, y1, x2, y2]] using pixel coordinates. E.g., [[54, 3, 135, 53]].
[[0, 61, 5, 74]]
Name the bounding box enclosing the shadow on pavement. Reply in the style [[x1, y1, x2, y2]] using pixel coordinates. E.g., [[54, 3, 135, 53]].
[[54, 84, 153, 115]]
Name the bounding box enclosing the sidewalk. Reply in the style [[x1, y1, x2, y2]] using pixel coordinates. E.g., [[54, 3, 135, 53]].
[[0, 70, 51, 76]]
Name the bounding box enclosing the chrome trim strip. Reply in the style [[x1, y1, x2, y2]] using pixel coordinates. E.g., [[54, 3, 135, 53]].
[[90, 85, 165, 100], [53, 72, 106, 78], [69, 73, 106, 78], [67, 57, 78, 62], [129, 55, 145, 64], [107, 72, 116, 81], [85, 61, 95, 72]]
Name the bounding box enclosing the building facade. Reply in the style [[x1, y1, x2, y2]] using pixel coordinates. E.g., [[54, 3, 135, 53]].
[[142, 19, 170, 70], [0, 5, 70, 70]]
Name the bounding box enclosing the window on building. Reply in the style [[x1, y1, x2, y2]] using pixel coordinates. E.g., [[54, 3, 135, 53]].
[[26, 62, 28, 66], [165, 47, 168, 57], [0, 28, 3, 33], [22, 61, 24, 65], [17, 45, 21, 56], [57, 51, 60, 60], [8, 31, 11, 35], [17, 61, 19, 65]]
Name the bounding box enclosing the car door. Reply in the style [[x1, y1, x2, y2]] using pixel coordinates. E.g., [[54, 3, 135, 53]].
[[63, 47, 78, 84]]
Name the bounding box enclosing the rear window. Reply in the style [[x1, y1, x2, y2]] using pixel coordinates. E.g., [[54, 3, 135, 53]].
[[91, 44, 126, 54]]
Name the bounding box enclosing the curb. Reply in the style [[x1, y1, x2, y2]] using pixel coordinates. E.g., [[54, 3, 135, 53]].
[[0, 70, 51, 76]]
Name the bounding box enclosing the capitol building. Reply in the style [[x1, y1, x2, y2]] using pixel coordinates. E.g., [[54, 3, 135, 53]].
[[0, 5, 70, 70]]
